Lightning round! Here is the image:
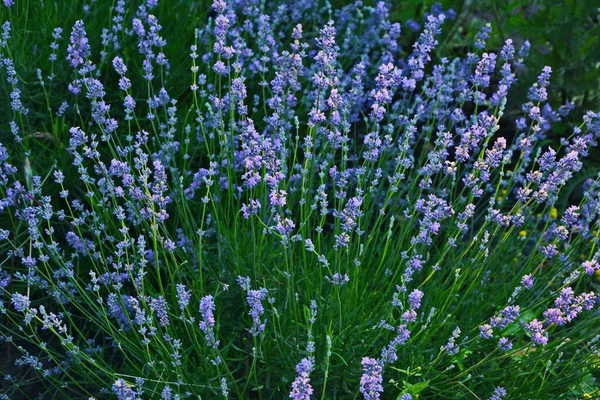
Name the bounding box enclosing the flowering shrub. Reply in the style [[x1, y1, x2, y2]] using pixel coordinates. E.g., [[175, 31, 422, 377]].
[[1, 0, 599, 398]]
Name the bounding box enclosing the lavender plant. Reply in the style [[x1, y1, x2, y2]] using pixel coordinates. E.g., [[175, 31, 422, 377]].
[[1, 0, 599, 399]]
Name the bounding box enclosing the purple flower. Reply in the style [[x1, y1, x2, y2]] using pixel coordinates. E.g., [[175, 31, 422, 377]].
[[582, 260, 599, 275], [498, 337, 513, 351], [475, 23, 492, 49], [275, 217, 295, 236], [112, 379, 135, 400], [149, 295, 170, 326], [199, 295, 219, 348], [540, 244, 558, 258], [176, 284, 191, 311], [325, 273, 349, 286], [289, 358, 314, 400], [381, 324, 411, 364], [490, 305, 520, 329], [213, 60, 228, 75], [112, 56, 127, 75], [526, 319, 548, 346], [520, 274, 534, 289], [406, 14, 446, 85], [407, 289, 424, 309], [1, 21, 10, 48], [542, 288, 596, 327], [479, 324, 493, 339], [500, 39, 515, 61], [66, 20, 90, 68], [360, 357, 384, 400], [247, 289, 268, 336], [444, 327, 461, 354], [11, 293, 30, 312], [269, 189, 287, 207], [472, 53, 496, 88], [489, 386, 507, 400], [528, 66, 552, 101], [161, 386, 172, 400]]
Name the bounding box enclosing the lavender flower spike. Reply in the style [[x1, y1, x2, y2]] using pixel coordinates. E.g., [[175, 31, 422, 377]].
[[199, 295, 220, 348], [360, 357, 384, 400], [289, 357, 314, 400]]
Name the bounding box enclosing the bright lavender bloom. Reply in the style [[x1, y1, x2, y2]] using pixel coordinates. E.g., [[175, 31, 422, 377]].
[[543, 288, 596, 326], [406, 14, 445, 85], [381, 324, 411, 364], [212, 0, 226, 14], [444, 327, 461, 354], [526, 319, 548, 346], [112, 379, 135, 400], [412, 195, 454, 245], [490, 305, 520, 329], [199, 295, 219, 348], [236, 276, 251, 291], [220, 377, 229, 397], [289, 357, 314, 400], [269, 189, 287, 207], [513, 40, 530, 69], [176, 283, 191, 311], [142, 59, 154, 80], [1, 21, 11, 48], [66, 21, 90, 68], [540, 244, 558, 258], [124, 95, 136, 119], [500, 39, 515, 61], [407, 289, 424, 309], [360, 357, 384, 400], [161, 386, 172, 400], [11, 293, 30, 312], [474, 23, 492, 49], [489, 386, 507, 400], [49, 27, 63, 62], [528, 66, 552, 102], [149, 295, 170, 326], [8, 88, 27, 114], [3, 0, 13, 6], [521, 274, 534, 289], [244, 287, 268, 336], [338, 196, 364, 233], [498, 337, 513, 351], [275, 217, 295, 236], [479, 324, 493, 339], [119, 77, 131, 91], [112, 56, 127, 75], [582, 260, 599, 275], [325, 273, 349, 286], [472, 53, 496, 88]]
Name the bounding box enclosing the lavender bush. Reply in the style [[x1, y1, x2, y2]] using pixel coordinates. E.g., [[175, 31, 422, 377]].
[[1, 0, 599, 398]]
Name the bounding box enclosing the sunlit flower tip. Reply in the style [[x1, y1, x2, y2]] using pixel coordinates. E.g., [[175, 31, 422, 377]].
[[489, 386, 507, 400], [550, 208, 558, 219], [520, 274, 534, 289], [582, 260, 599, 275], [518, 230, 527, 238]]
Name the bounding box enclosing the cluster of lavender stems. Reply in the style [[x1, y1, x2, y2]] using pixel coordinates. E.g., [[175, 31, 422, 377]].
[[0, 0, 599, 399]]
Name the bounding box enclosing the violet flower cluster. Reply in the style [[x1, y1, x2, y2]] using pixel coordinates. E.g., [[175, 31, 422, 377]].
[[0, 0, 599, 399]]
